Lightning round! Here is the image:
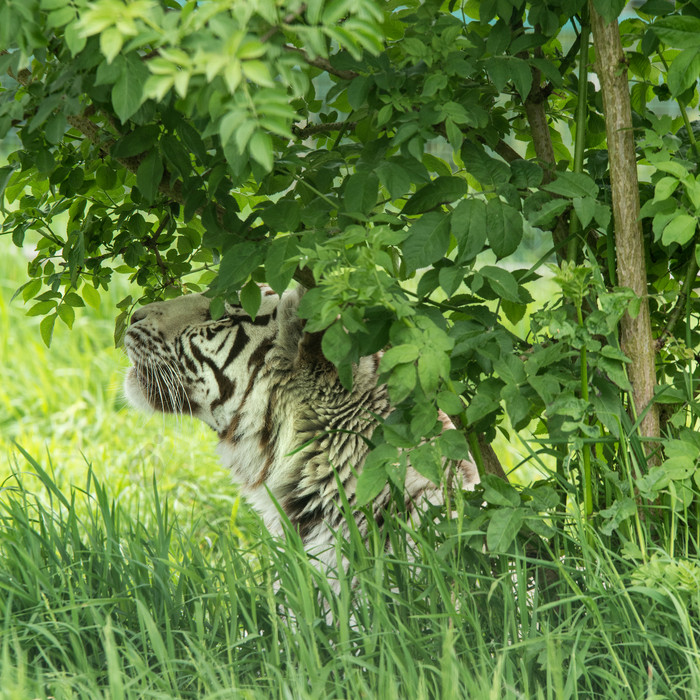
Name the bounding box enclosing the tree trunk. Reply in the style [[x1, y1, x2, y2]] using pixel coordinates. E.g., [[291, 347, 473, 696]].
[[590, 5, 660, 460]]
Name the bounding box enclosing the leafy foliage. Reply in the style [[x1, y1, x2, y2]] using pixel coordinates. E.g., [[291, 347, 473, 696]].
[[4, 0, 700, 553]]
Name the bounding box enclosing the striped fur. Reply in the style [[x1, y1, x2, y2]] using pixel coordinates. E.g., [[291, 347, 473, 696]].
[[124, 287, 479, 563]]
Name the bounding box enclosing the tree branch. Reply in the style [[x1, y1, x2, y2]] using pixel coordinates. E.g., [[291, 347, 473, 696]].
[[282, 45, 358, 80], [655, 255, 698, 351], [477, 434, 509, 481], [522, 54, 570, 255], [293, 120, 357, 139], [524, 65, 557, 183]]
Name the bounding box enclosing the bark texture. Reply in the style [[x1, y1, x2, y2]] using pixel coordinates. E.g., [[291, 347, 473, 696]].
[[523, 59, 569, 254], [590, 5, 660, 456]]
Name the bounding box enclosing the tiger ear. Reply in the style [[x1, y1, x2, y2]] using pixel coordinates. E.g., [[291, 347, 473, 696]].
[[297, 326, 334, 369]]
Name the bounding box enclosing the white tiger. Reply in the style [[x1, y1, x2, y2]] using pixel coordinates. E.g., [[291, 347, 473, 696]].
[[124, 286, 479, 564]]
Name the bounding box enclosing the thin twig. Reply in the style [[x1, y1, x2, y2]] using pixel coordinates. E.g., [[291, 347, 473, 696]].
[[260, 4, 308, 43], [655, 255, 698, 351], [282, 44, 358, 80], [292, 120, 357, 139]]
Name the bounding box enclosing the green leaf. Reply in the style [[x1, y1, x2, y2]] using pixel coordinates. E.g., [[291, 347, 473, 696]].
[[402, 176, 468, 216], [599, 497, 637, 536], [344, 172, 379, 215], [653, 176, 680, 203], [0, 165, 14, 201], [240, 279, 262, 320], [485, 56, 532, 100], [321, 321, 352, 365], [667, 48, 700, 96], [40, 313, 57, 347], [111, 126, 160, 158], [218, 242, 264, 290], [591, 0, 626, 24], [386, 362, 417, 404], [452, 199, 487, 263], [379, 344, 420, 371], [57, 303, 75, 328], [661, 214, 697, 246], [417, 351, 449, 395], [438, 429, 469, 459], [484, 56, 507, 91], [410, 443, 442, 485], [444, 118, 463, 151], [502, 384, 530, 430], [479, 265, 520, 303], [114, 303, 130, 347], [510, 160, 543, 188], [63, 292, 85, 307], [27, 301, 56, 316], [64, 18, 86, 54], [100, 26, 123, 63], [260, 199, 301, 233], [265, 236, 298, 296], [377, 160, 412, 199], [410, 401, 438, 438], [461, 142, 510, 187], [20, 279, 42, 302], [438, 266, 464, 296], [486, 507, 525, 551], [572, 196, 596, 228], [136, 151, 164, 204], [347, 75, 371, 110], [486, 199, 523, 259], [209, 297, 226, 321], [81, 285, 101, 309], [502, 299, 526, 325], [242, 60, 274, 87], [249, 130, 273, 172], [526, 516, 556, 539], [594, 202, 612, 228], [46, 6, 74, 29], [527, 198, 569, 227], [112, 57, 147, 123], [652, 15, 700, 49], [543, 172, 598, 199], [649, 159, 690, 179], [402, 212, 451, 274], [96, 165, 117, 190], [356, 444, 395, 506], [482, 474, 520, 507], [638, 0, 674, 15], [45, 113, 67, 144]]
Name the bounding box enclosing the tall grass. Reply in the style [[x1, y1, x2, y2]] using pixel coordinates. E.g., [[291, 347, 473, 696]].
[[0, 246, 235, 525], [2, 447, 700, 699], [3, 247, 700, 698]]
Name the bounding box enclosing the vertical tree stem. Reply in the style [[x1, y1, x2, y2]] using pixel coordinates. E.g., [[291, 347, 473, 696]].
[[567, 11, 591, 263], [577, 304, 593, 518], [589, 5, 660, 461]]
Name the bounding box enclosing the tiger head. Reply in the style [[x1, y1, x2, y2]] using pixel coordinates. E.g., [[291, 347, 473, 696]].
[[124, 286, 306, 432]]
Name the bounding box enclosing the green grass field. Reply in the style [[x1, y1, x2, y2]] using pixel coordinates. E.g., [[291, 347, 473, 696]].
[[0, 247, 238, 524], [2, 246, 700, 699]]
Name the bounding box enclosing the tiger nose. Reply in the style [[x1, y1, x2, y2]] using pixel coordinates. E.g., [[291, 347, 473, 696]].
[[130, 307, 149, 325]]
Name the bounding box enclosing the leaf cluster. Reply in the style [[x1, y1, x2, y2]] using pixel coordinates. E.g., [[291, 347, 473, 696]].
[[5, 0, 700, 540]]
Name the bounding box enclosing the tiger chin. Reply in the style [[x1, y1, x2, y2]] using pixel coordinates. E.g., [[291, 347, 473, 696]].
[[124, 285, 479, 565]]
